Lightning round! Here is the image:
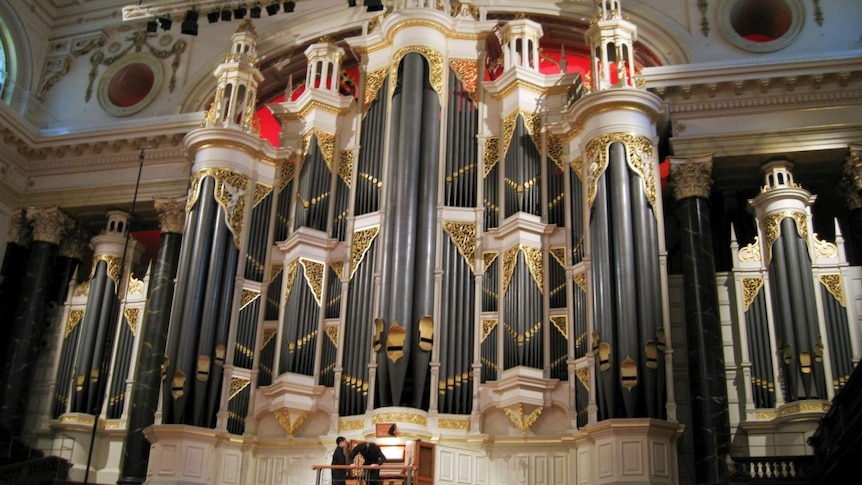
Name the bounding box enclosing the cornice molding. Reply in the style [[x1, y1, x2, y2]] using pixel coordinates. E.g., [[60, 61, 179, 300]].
[[667, 88, 862, 116]]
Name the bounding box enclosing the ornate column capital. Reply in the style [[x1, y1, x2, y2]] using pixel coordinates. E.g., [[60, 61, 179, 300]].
[[59, 225, 91, 260], [840, 145, 862, 208], [669, 154, 714, 201], [154, 196, 188, 234], [7, 210, 32, 246], [26, 207, 74, 245]]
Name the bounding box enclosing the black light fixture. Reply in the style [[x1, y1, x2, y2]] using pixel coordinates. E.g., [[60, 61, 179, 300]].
[[283, 0, 295, 13], [250, 2, 262, 18], [221, 7, 232, 21], [234, 4, 247, 19], [181, 10, 199, 36], [146, 19, 158, 32], [265, 1, 280, 15], [348, 0, 357, 6], [365, 0, 383, 12], [158, 16, 173, 30], [207, 9, 220, 23]]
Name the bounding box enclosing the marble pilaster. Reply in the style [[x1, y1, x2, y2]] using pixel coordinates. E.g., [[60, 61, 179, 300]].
[[118, 197, 186, 485], [0, 207, 72, 437], [669, 156, 730, 485]]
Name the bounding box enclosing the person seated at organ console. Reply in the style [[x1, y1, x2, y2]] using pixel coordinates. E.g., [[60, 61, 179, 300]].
[[349, 440, 387, 483]]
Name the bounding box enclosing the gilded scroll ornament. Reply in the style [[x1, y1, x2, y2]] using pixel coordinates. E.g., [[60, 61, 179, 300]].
[[300, 258, 325, 307], [483, 137, 500, 177], [269, 263, 284, 283], [549, 247, 567, 268], [571, 156, 584, 182], [325, 325, 339, 346], [229, 375, 251, 399], [742, 277, 764, 311], [763, 211, 809, 264], [585, 133, 657, 211], [390, 46, 444, 99], [240, 289, 261, 310], [363, 67, 389, 114], [481, 318, 498, 342], [74, 281, 90, 297], [303, 129, 336, 171], [501, 246, 520, 295], [330, 261, 345, 279], [254, 183, 273, 208], [124, 307, 140, 335], [482, 251, 499, 272], [550, 315, 568, 340], [819, 273, 845, 307], [522, 245, 544, 292], [450, 59, 479, 102], [90, 254, 123, 283], [372, 411, 428, 426], [573, 272, 588, 293], [339, 419, 365, 431], [65, 310, 84, 338], [350, 226, 380, 279], [505, 403, 543, 435], [438, 418, 470, 430], [339, 150, 355, 187], [738, 237, 762, 263], [576, 367, 590, 391], [261, 327, 278, 348], [283, 260, 299, 303], [274, 409, 308, 436], [443, 221, 478, 272], [279, 157, 297, 192], [187, 168, 251, 247]]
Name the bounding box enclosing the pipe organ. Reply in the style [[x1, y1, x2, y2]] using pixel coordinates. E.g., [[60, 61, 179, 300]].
[[5, 2, 854, 485]]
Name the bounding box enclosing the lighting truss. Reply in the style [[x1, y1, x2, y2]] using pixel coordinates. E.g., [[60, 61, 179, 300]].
[[122, 0, 312, 21]]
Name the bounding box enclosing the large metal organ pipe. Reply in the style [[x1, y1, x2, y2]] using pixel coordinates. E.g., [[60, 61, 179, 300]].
[[375, 52, 440, 408]]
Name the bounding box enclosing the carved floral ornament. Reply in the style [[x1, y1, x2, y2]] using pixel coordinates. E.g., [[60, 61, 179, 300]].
[[763, 211, 809, 265], [389, 46, 445, 99], [585, 133, 657, 211], [668, 155, 713, 200], [187, 168, 250, 247]]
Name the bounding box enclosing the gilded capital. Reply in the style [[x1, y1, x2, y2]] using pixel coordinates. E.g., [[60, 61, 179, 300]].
[[669, 155, 713, 200], [59, 225, 91, 260], [26, 207, 74, 245], [6, 210, 31, 246], [154, 196, 188, 234], [841, 145, 862, 193]]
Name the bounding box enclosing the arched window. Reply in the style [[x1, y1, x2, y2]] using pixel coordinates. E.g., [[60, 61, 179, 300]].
[[0, 40, 7, 98]]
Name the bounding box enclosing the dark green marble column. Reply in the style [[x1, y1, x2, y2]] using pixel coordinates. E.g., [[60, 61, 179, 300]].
[[0, 207, 72, 438], [118, 197, 185, 485], [670, 156, 730, 485], [0, 211, 31, 347]]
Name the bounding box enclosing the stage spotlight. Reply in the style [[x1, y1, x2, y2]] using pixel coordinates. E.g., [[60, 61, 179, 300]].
[[234, 4, 247, 19], [365, 0, 383, 12], [250, 2, 262, 18], [146, 19, 158, 32], [158, 16, 172, 30], [283, 1, 295, 13], [348, 0, 357, 6], [207, 9, 220, 23], [221, 7, 232, 21], [181, 10, 199, 36], [265, 1, 280, 15]]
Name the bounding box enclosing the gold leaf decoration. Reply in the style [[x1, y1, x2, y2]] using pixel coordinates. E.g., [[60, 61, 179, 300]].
[[240, 289, 261, 310], [504, 403, 543, 435], [550, 315, 568, 340], [819, 273, 845, 307], [573, 272, 587, 293], [481, 318, 498, 342], [390, 46, 444, 100], [303, 129, 336, 172], [584, 133, 656, 211], [764, 211, 809, 264], [443, 221, 478, 272], [283, 260, 299, 303], [65, 310, 84, 338], [124, 307, 139, 335], [300, 258, 325, 307], [274, 409, 308, 436], [363, 67, 389, 114], [576, 367, 590, 391], [549, 247, 567, 267], [483, 137, 500, 177], [482, 251, 499, 272], [325, 325, 339, 346], [339, 149, 354, 187], [449, 58, 479, 102], [188, 168, 251, 247], [742, 277, 764, 311], [229, 376, 251, 399], [350, 226, 380, 279]]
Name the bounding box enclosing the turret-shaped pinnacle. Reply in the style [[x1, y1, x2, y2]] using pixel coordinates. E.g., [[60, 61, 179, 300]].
[[585, 0, 638, 91], [204, 19, 264, 132]]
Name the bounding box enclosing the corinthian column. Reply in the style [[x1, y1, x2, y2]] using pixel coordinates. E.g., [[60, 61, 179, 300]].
[[0, 207, 72, 438], [119, 196, 186, 485], [669, 155, 730, 485], [841, 145, 862, 263]]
